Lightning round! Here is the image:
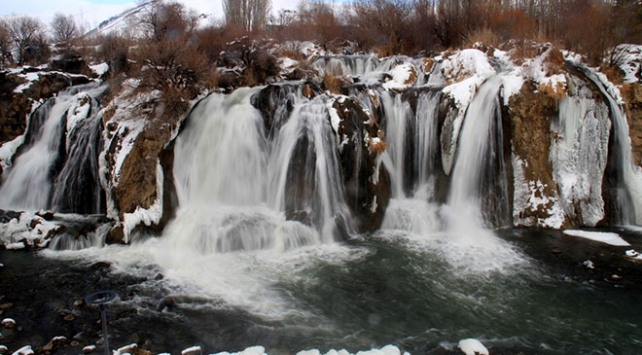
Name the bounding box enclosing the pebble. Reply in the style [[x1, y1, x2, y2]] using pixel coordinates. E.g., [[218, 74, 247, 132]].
[[1, 319, 15, 329], [83, 345, 96, 353]]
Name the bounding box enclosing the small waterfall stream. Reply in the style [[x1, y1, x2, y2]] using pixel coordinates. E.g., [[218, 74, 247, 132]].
[[0, 84, 106, 213]]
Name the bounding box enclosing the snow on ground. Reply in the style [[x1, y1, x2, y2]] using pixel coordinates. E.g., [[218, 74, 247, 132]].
[[612, 44, 642, 84], [89, 62, 110, 77], [458, 338, 489, 355], [563, 230, 631, 246], [13, 72, 41, 93]]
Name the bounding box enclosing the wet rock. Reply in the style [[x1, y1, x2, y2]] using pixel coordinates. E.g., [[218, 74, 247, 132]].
[[508, 80, 561, 227], [330, 97, 390, 233], [1, 318, 15, 329]]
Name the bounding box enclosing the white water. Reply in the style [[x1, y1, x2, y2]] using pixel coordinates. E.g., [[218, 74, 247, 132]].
[[381, 76, 525, 274], [0, 85, 104, 212], [0, 99, 67, 210], [170, 88, 350, 253], [581, 69, 642, 224]]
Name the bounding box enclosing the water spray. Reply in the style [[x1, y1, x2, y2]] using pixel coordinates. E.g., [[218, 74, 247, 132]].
[[85, 290, 117, 355]]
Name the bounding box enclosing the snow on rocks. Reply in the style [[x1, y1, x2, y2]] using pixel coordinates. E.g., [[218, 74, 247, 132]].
[[612, 44, 642, 84], [10, 345, 33, 355], [181, 346, 202, 355], [457, 338, 489, 355], [90, 63, 110, 77], [0, 345, 7, 354], [211, 346, 267, 355], [563, 230, 631, 246], [113, 343, 139, 355], [1, 318, 16, 328], [83, 345, 97, 353], [382, 63, 417, 92], [0, 212, 61, 249]]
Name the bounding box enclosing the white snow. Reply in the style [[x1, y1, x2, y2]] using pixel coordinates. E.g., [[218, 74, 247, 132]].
[[83, 345, 97, 353], [66, 93, 93, 135], [113, 343, 138, 355], [0, 134, 25, 173], [13, 72, 40, 93], [0, 212, 60, 249], [2, 318, 16, 326], [458, 338, 489, 355], [90, 62, 110, 77], [212, 346, 266, 355], [563, 230, 631, 246], [382, 63, 417, 91], [296, 345, 407, 355], [501, 72, 524, 105], [181, 346, 202, 355], [11, 345, 33, 355], [612, 44, 642, 83], [512, 154, 565, 228]]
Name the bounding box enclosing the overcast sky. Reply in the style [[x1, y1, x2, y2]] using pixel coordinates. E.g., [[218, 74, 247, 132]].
[[0, 0, 303, 29]]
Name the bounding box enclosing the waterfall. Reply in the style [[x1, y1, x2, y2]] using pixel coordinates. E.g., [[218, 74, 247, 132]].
[[167, 87, 350, 253], [380, 91, 413, 198], [574, 66, 642, 225], [0, 84, 105, 213], [413, 90, 441, 199], [448, 76, 508, 227]]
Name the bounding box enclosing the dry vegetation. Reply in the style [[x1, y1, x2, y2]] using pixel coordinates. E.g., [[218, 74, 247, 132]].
[[0, 0, 639, 118]]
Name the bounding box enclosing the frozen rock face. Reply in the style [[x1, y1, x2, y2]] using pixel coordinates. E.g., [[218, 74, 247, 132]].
[[100, 80, 180, 243], [0, 69, 90, 145]]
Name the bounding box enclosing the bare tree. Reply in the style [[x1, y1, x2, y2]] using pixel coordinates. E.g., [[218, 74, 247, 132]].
[[137, 0, 198, 42], [6, 16, 49, 65], [224, 0, 272, 31], [0, 21, 13, 67], [352, 0, 411, 53], [51, 13, 77, 46]]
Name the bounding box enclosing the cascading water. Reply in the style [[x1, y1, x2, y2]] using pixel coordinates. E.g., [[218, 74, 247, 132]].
[[0, 84, 106, 213], [574, 66, 642, 225], [447, 76, 509, 227], [166, 87, 351, 254]]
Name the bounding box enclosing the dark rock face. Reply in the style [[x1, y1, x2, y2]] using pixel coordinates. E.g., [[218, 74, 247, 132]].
[[332, 97, 390, 233]]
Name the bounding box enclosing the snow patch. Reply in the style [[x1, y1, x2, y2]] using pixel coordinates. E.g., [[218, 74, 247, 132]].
[[382, 63, 417, 91], [563, 230, 631, 246], [11, 345, 34, 355], [90, 62, 109, 76], [512, 154, 565, 228], [458, 339, 489, 355], [612, 44, 642, 83], [0, 212, 60, 249], [0, 135, 25, 173], [13, 72, 40, 93], [66, 93, 93, 135], [212, 346, 266, 355]]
